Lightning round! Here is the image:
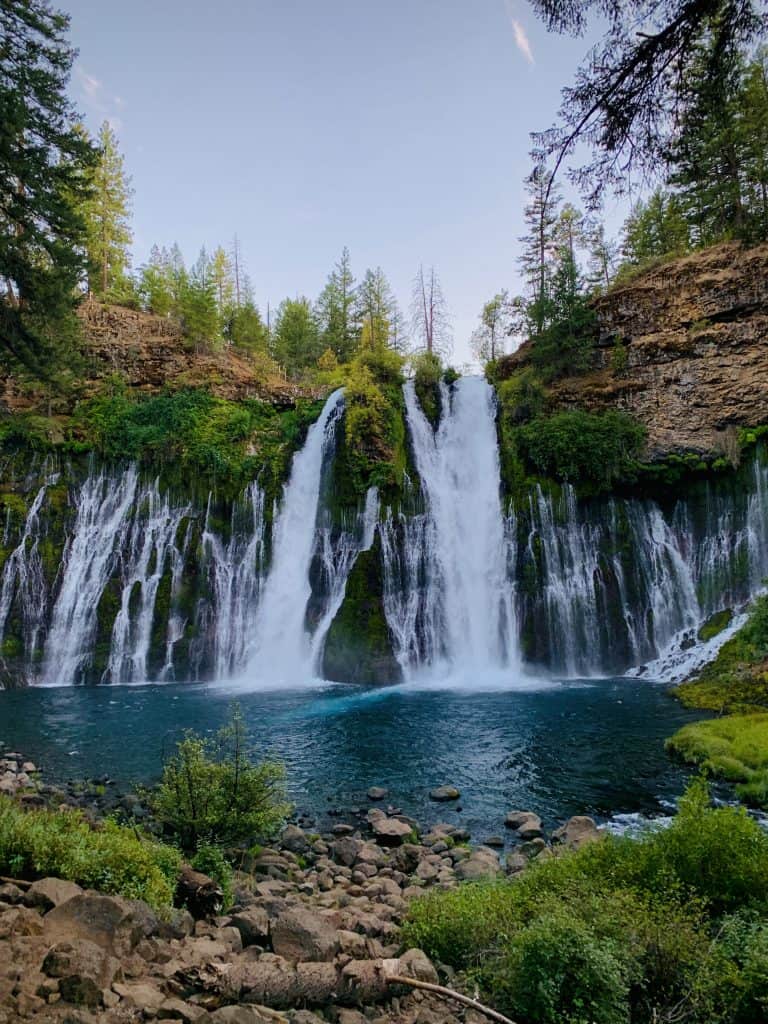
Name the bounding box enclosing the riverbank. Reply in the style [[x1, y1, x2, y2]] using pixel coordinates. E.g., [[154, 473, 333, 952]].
[[0, 743, 603, 1024]]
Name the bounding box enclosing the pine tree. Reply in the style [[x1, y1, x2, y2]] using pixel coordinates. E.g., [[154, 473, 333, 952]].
[[316, 247, 357, 361], [739, 49, 768, 239], [0, 0, 97, 372], [210, 246, 235, 319], [273, 297, 322, 375], [518, 164, 562, 336], [622, 190, 690, 265], [180, 248, 218, 347], [79, 121, 133, 297], [138, 246, 174, 317], [356, 267, 396, 350], [586, 223, 619, 291]]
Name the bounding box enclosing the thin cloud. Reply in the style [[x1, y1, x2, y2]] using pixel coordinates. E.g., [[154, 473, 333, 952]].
[[75, 64, 125, 131], [504, 1, 535, 64]]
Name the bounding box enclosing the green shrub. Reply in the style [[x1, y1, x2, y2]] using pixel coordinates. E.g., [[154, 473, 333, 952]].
[[152, 705, 290, 851], [496, 369, 545, 425], [412, 351, 443, 427], [191, 843, 234, 910], [356, 345, 405, 387], [403, 778, 768, 1024], [516, 409, 646, 491], [0, 797, 181, 909]]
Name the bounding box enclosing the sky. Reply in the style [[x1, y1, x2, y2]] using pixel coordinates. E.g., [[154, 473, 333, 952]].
[[64, 0, 628, 366]]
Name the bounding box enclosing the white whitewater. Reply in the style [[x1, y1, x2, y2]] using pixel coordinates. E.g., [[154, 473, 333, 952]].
[[397, 377, 517, 678], [240, 389, 345, 684], [41, 466, 139, 686]]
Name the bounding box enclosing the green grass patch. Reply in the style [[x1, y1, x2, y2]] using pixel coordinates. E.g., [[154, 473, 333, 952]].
[[0, 796, 181, 909], [403, 778, 768, 1024], [667, 714, 768, 807]]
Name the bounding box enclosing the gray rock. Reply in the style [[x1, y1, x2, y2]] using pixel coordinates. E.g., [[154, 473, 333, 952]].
[[484, 836, 505, 848], [230, 907, 270, 947], [157, 997, 208, 1021], [520, 837, 547, 859], [367, 786, 389, 800], [505, 810, 543, 839], [551, 815, 601, 850], [455, 851, 501, 881], [333, 836, 364, 867], [26, 877, 84, 912], [0, 882, 24, 905], [209, 1007, 282, 1024], [280, 824, 309, 854], [371, 817, 413, 846], [429, 785, 461, 802], [42, 938, 121, 1008], [271, 906, 339, 963], [113, 981, 166, 1013], [44, 893, 145, 956]]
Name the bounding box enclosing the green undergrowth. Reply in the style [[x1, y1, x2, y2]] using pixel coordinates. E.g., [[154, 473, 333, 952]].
[[667, 714, 768, 807], [403, 779, 768, 1024], [0, 795, 181, 909], [675, 595, 768, 714]]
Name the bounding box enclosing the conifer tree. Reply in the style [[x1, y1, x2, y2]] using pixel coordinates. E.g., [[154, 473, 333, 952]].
[[0, 0, 96, 371], [316, 247, 357, 361], [79, 121, 133, 297], [518, 164, 562, 336], [273, 297, 322, 375], [356, 267, 396, 350], [210, 246, 235, 317], [470, 291, 513, 364]]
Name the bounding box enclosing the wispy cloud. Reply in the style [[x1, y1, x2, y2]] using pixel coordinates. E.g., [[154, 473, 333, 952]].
[[75, 65, 124, 131], [504, 1, 535, 64]]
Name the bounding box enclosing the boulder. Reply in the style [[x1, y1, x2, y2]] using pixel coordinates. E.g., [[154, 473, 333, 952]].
[[209, 1008, 287, 1023], [551, 815, 601, 850], [0, 882, 24, 905], [230, 907, 270, 947], [367, 787, 388, 801], [429, 786, 461, 802], [176, 865, 224, 919], [157, 996, 208, 1021], [505, 810, 543, 839], [113, 981, 166, 1013], [371, 817, 412, 846], [44, 893, 144, 956], [333, 836, 363, 867], [271, 907, 339, 963], [279, 824, 308, 854], [26, 877, 84, 912], [455, 849, 501, 882], [42, 939, 121, 1008]]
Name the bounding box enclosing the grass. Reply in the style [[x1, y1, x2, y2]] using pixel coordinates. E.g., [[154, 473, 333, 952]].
[[667, 714, 768, 807], [402, 778, 768, 1024], [0, 795, 181, 909]]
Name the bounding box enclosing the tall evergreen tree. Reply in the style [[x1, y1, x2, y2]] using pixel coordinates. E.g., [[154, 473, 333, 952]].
[[741, 48, 768, 238], [0, 0, 96, 372], [355, 266, 396, 350], [518, 164, 562, 335], [79, 120, 132, 297], [210, 246, 235, 318], [316, 247, 357, 361], [180, 247, 218, 347], [273, 297, 321, 375], [622, 190, 691, 264], [470, 291, 513, 364]]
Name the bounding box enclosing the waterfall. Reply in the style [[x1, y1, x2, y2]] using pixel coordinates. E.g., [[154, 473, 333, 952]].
[[0, 474, 58, 664], [105, 481, 189, 684], [241, 389, 346, 683], [41, 467, 139, 686], [387, 378, 517, 678], [202, 482, 266, 679]]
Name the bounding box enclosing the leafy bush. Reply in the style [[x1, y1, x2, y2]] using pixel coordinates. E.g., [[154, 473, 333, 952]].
[[191, 843, 234, 910], [403, 778, 768, 1024], [412, 351, 443, 427], [152, 705, 289, 851], [0, 796, 181, 909], [356, 345, 405, 387], [496, 369, 545, 426], [516, 409, 646, 491]]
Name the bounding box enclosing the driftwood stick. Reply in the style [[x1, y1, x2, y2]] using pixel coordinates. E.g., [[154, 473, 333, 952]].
[[386, 974, 518, 1024]]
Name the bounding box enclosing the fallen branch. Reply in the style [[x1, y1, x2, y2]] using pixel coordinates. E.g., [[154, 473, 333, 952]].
[[387, 974, 518, 1024]]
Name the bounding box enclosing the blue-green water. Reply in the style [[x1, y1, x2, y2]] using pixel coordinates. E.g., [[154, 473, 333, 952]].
[[0, 677, 703, 836]]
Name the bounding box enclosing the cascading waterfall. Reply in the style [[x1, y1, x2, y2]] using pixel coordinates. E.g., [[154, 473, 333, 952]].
[[105, 482, 189, 684], [386, 378, 517, 678], [241, 389, 347, 683], [202, 482, 266, 679], [41, 467, 140, 686]]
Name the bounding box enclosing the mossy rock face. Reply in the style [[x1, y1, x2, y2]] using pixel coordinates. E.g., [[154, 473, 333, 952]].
[[698, 609, 734, 643], [322, 537, 401, 685]]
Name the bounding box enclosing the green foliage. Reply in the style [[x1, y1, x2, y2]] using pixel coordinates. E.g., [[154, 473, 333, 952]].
[[0, 0, 96, 375], [191, 843, 234, 910], [403, 778, 768, 1024], [620, 190, 691, 269], [667, 714, 768, 807], [529, 251, 597, 382], [698, 609, 735, 643], [0, 796, 180, 909], [610, 338, 628, 375], [272, 297, 322, 377], [412, 351, 443, 428], [71, 383, 325, 500], [152, 705, 289, 851], [516, 409, 646, 492]]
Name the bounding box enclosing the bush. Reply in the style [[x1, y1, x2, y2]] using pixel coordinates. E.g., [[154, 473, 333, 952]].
[[0, 796, 181, 909], [356, 345, 405, 387], [516, 409, 646, 491], [403, 778, 768, 1024], [412, 351, 443, 427], [191, 843, 234, 910], [152, 705, 290, 851]]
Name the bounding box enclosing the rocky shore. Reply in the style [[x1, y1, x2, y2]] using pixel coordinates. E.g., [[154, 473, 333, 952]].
[[0, 753, 601, 1024]]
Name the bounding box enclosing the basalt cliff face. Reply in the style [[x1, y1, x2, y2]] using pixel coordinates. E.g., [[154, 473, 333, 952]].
[[501, 242, 768, 458]]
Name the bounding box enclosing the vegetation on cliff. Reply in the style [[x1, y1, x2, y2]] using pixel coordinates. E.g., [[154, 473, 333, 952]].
[[404, 778, 768, 1024]]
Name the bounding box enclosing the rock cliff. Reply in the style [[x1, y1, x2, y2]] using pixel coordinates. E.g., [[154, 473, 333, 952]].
[[502, 242, 768, 458]]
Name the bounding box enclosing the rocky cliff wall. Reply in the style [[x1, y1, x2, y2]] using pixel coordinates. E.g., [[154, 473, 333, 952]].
[[505, 242, 768, 459]]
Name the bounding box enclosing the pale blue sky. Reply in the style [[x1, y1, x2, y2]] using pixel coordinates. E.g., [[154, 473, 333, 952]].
[[65, 0, 626, 364]]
